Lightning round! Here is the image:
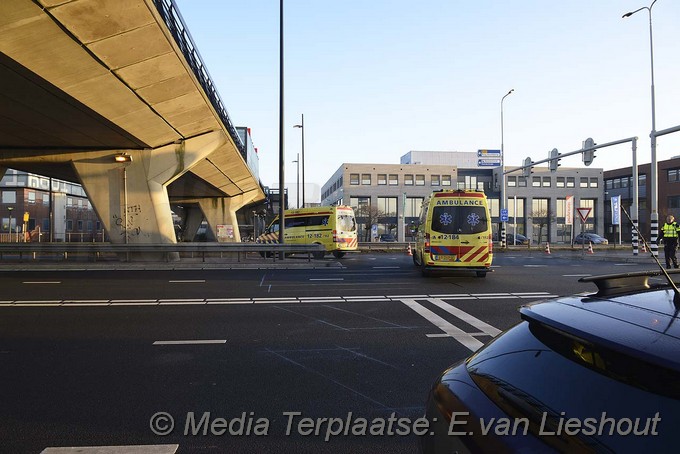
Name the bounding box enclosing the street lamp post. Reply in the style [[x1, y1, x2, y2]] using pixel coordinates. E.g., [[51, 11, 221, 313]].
[[293, 153, 300, 208], [293, 114, 305, 208], [7, 206, 13, 242], [500, 89, 514, 250], [623, 0, 659, 256]]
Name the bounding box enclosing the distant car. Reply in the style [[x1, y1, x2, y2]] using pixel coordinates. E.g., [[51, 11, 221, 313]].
[[506, 233, 529, 245], [574, 232, 609, 244], [379, 233, 396, 242], [422, 270, 680, 453]]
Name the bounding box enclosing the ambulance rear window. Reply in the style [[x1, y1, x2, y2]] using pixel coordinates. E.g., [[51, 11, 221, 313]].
[[431, 206, 488, 234]]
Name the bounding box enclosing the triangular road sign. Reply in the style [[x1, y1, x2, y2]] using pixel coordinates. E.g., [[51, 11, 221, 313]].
[[576, 207, 592, 223]]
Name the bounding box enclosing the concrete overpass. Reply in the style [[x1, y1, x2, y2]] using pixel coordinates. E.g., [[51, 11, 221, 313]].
[[0, 0, 265, 255]]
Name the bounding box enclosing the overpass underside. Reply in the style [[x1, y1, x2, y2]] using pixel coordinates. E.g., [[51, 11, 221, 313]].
[[0, 0, 264, 259]]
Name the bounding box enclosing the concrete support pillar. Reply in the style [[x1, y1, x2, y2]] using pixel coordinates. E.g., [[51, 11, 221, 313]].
[[72, 131, 226, 259], [193, 190, 261, 243], [178, 205, 204, 242]]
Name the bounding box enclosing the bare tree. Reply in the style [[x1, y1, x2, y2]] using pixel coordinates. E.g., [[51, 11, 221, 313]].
[[355, 204, 385, 241], [530, 208, 549, 244]]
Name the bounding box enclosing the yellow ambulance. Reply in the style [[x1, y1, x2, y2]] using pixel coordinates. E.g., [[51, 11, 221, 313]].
[[256, 206, 358, 259], [413, 189, 493, 277]]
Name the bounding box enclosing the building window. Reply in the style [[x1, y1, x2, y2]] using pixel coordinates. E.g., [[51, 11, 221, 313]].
[[507, 176, 517, 187], [431, 175, 440, 186], [415, 175, 425, 186], [77, 220, 83, 231], [542, 177, 551, 187], [66, 220, 73, 231], [361, 174, 371, 185], [567, 177, 575, 188], [2, 190, 16, 204], [43, 194, 49, 205], [669, 169, 680, 183], [377, 174, 387, 185], [377, 197, 398, 216], [669, 196, 680, 209], [28, 191, 36, 204], [518, 177, 527, 187], [580, 177, 588, 188], [532, 177, 541, 187], [405, 174, 414, 186], [639, 174, 646, 186], [388, 174, 398, 185], [350, 174, 359, 185], [589, 178, 599, 188], [405, 197, 424, 217], [556, 177, 565, 188], [442, 175, 451, 186]]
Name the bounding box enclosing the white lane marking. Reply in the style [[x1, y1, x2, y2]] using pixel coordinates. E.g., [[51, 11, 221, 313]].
[[400, 298, 485, 351], [254, 299, 298, 304], [427, 298, 502, 337], [158, 301, 205, 305], [41, 445, 179, 453], [298, 296, 343, 301], [153, 340, 226, 345], [22, 281, 61, 284], [168, 280, 205, 283], [1, 292, 553, 307], [309, 278, 344, 281]]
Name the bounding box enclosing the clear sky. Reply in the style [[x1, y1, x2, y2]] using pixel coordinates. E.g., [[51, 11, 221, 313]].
[[174, 0, 680, 204]]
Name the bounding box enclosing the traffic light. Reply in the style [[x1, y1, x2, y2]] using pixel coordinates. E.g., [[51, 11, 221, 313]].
[[549, 148, 561, 172], [582, 137, 596, 166], [522, 157, 534, 178]]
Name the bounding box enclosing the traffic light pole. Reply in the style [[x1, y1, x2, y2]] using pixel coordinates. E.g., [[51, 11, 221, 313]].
[[506, 136, 638, 253]]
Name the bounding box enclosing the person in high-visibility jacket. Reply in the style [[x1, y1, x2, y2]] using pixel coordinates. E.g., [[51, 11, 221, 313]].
[[658, 214, 680, 269]]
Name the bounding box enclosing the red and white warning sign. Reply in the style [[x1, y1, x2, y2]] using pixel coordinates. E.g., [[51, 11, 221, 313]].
[[576, 207, 592, 223]]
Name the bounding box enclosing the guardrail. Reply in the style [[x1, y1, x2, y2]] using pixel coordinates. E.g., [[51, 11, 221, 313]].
[[152, 0, 246, 159], [0, 242, 324, 263]]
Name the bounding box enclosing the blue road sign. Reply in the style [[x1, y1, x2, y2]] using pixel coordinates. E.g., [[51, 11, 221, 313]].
[[478, 149, 501, 157], [501, 209, 509, 222]]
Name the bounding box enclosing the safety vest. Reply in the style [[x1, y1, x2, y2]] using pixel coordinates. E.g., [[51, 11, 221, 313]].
[[663, 222, 679, 238]]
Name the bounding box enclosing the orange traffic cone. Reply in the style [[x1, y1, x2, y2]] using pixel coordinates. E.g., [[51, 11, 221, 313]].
[[641, 242, 647, 253], [544, 242, 551, 254], [587, 241, 594, 254], [407, 243, 413, 256]]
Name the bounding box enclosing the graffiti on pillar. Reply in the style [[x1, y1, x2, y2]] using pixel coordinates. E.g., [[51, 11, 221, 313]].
[[113, 203, 143, 239]]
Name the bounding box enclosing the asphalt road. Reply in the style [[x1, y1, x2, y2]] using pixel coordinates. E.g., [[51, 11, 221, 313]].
[[0, 252, 658, 453]]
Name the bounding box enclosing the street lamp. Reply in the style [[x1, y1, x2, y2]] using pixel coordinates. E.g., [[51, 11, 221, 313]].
[[113, 153, 133, 244], [500, 88, 514, 250], [293, 114, 305, 208], [623, 0, 659, 256], [292, 153, 300, 208], [7, 206, 13, 242]]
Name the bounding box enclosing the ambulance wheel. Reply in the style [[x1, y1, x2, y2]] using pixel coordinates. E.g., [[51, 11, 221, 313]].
[[332, 251, 346, 258], [476, 271, 487, 278], [312, 250, 325, 260]]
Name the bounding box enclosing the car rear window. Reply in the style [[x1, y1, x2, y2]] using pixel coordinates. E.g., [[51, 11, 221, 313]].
[[465, 321, 680, 452], [431, 206, 488, 235]]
